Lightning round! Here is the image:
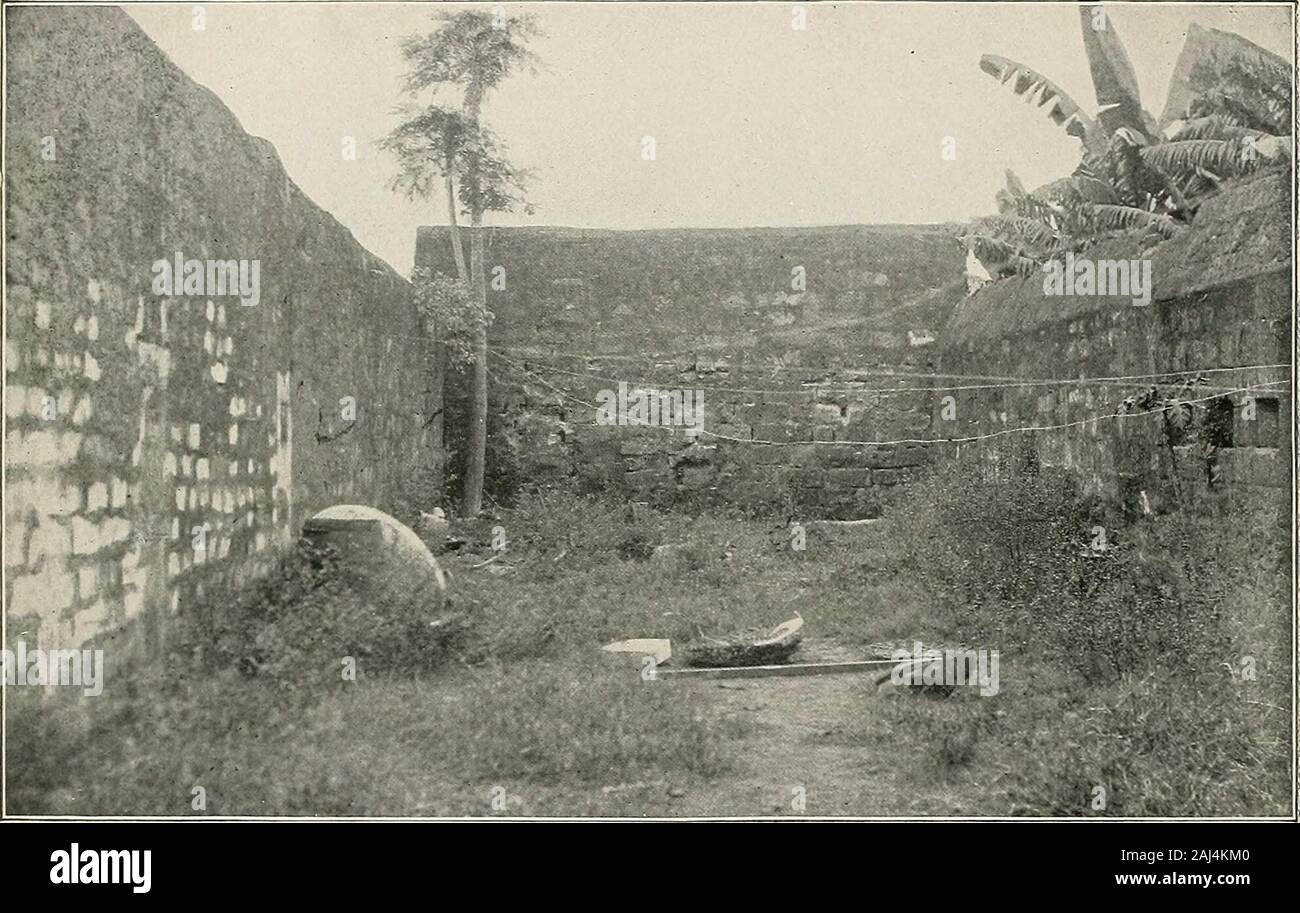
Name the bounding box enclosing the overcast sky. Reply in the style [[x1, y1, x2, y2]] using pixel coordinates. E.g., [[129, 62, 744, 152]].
[[125, 2, 1293, 274]]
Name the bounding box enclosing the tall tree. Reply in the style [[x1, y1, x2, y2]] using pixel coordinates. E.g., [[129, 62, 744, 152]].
[[384, 9, 540, 516], [380, 105, 473, 282]]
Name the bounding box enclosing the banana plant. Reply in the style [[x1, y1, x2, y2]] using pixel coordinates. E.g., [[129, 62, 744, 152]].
[[967, 3, 1289, 284], [977, 54, 1108, 156]]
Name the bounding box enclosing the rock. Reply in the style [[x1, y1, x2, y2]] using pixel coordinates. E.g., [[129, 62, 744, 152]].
[[302, 505, 448, 613], [418, 507, 448, 537], [601, 638, 672, 666]]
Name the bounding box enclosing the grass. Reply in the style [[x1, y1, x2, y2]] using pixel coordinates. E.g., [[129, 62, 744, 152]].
[[6, 465, 1292, 816], [8, 658, 739, 816], [859, 461, 1293, 816]]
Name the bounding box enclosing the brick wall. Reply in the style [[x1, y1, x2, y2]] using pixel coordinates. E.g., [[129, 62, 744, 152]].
[[4, 7, 440, 655]]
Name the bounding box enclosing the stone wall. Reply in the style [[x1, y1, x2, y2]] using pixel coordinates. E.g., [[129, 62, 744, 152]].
[[480, 353, 935, 517], [416, 224, 965, 515], [939, 170, 1291, 511], [4, 7, 440, 656], [424, 174, 1291, 518]]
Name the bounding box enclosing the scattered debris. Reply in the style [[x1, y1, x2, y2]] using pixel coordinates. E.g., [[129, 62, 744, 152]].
[[418, 507, 448, 536], [600, 780, 665, 796], [659, 657, 897, 680], [808, 518, 883, 529], [873, 659, 956, 698], [683, 614, 804, 668], [601, 638, 672, 666]]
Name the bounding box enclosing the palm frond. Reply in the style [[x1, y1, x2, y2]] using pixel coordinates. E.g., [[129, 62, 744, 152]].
[[1077, 6, 1158, 141], [1140, 139, 1262, 179], [965, 234, 1043, 278], [1084, 204, 1181, 239], [974, 215, 1063, 253], [1165, 114, 1265, 142], [979, 54, 1106, 154], [1184, 165, 1223, 198]]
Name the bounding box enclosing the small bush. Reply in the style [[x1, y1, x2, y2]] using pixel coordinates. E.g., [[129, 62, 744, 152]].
[[178, 538, 464, 705], [888, 455, 1244, 684]]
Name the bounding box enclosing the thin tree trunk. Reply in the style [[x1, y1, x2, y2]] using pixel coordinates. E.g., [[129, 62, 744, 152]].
[[462, 217, 487, 517], [445, 169, 468, 282], [442, 168, 468, 506], [461, 86, 488, 517]]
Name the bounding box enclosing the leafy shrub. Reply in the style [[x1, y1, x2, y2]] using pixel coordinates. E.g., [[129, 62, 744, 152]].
[[888, 454, 1242, 683], [878, 452, 1289, 815], [178, 538, 465, 704]]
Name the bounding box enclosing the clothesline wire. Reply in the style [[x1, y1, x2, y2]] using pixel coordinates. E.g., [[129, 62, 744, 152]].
[[489, 348, 1289, 397], [492, 344, 1290, 384], [490, 352, 1287, 449]]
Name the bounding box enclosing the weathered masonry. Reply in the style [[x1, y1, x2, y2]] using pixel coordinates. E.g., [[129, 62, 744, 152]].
[[941, 170, 1291, 511], [4, 7, 440, 655], [416, 224, 966, 516]]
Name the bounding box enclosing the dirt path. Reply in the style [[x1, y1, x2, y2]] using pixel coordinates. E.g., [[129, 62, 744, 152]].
[[595, 640, 983, 818], [431, 639, 989, 818], [673, 673, 909, 816]]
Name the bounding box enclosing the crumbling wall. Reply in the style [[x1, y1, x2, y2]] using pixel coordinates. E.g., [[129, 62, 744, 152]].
[[485, 354, 935, 517], [939, 171, 1290, 510], [4, 6, 440, 655], [416, 224, 965, 515]]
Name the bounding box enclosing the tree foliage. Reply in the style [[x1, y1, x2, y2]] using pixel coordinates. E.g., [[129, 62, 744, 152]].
[[966, 5, 1290, 283], [381, 9, 542, 518], [411, 268, 491, 368]]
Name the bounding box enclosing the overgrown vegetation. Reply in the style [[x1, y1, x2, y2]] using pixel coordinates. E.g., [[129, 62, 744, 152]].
[[966, 7, 1292, 278], [7, 498, 763, 815], [8, 453, 1289, 816], [438, 366, 525, 511], [876, 452, 1290, 815]]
